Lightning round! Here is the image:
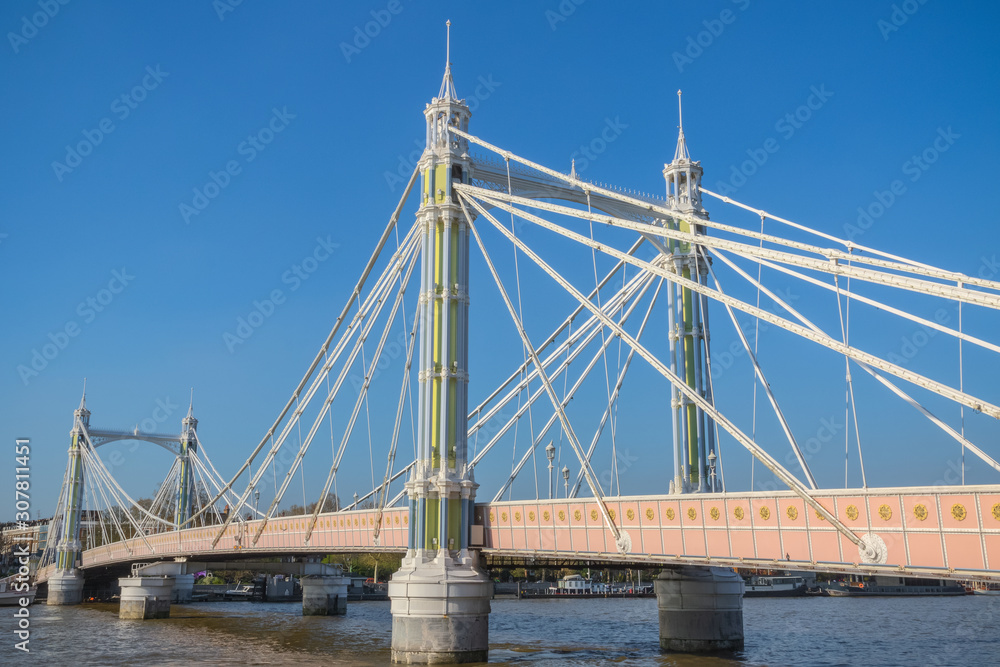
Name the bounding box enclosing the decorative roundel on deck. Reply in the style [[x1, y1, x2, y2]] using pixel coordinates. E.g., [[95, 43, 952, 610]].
[[339, 519, 344, 527], [913, 504, 928, 521], [878, 504, 893, 521], [815, 510, 826, 521], [786, 506, 798, 521], [403, 515, 408, 525], [394, 515, 399, 525], [626, 509, 635, 520], [845, 505, 859, 521], [361, 518, 366, 526], [528, 511, 536, 521], [543, 510, 551, 521], [489, 511, 495, 522], [354, 518, 359, 526], [665, 508, 676, 521], [608, 509, 616, 521], [558, 510, 566, 521], [759, 506, 770, 520], [591, 509, 599, 521], [733, 506, 744, 520], [993, 504, 1000, 521], [645, 508, 655, 520], [710, 507, 720, 521], [687, 508, 697, 520], [952, 504, 967, 521], [514, 511, 521, 522], [501, 512, 508, 522], [574, 510, 582, 522]]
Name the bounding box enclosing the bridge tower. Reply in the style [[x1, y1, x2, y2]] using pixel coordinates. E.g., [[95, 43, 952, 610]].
[[47, 389, 89, 605], [656, 93, 744, 652], [173, 395, 197, 528], [663, 91, 718, 495], [387, 22, 492, 664]]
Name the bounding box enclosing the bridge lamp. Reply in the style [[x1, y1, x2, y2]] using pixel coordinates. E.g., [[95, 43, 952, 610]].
[[707, 451, 717, 493], [354, 492, 359, 508], [562, 465, 570, 499], [254, 488, 260, 515], [545, 441, 556, 499]]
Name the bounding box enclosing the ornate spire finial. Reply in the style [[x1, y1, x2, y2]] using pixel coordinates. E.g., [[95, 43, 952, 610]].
[[187, 388, 194, 418], [674, 89, 690, 162], [438, 20, 458, 100], [78, 378, 88, 411]]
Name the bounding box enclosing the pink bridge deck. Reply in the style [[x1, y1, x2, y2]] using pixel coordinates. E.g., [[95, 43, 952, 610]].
[[44, 485, 1000, 583]]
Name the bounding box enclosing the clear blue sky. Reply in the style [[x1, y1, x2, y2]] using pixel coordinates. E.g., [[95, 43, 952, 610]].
[[3, 1, 999, 519]]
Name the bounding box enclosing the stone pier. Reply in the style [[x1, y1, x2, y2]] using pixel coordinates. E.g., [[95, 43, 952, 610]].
[[301, 574, 349, 616], [46, 569, 85, 606], [171, 573, 195, 603], [119, 576, 175, 620], [654, 565, 744, 652]]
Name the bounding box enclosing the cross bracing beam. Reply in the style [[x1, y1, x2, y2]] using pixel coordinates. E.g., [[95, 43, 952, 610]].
[[459, 187, 1000, 423], [459, 183, 1000, 311], [206, 222, 422, 545], [189, 164, 421, 529], [246, 233, 421, 547], [462, 197, 632, 553], [710, 248, 1000, 476], [455, 126, 1000, 297], [461, 191, 875, 554], [490, 273, 659, 502]]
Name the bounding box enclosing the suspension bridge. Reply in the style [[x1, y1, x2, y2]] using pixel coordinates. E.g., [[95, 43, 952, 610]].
[[32, 24, 1000, 662]]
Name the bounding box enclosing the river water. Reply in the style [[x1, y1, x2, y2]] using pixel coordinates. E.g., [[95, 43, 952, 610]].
[[3, 596, 997, 666]]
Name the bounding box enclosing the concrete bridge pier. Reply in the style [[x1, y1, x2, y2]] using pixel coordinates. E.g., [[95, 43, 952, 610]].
[[388, 551, 492, 664], [119, 576, 175, 620], [46, 569, 85, 605], [301, 574, 349, 616], [654, 565, 744, 653], [171, 573, 195, 603]]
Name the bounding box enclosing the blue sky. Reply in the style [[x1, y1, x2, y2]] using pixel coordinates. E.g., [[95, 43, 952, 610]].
[[2, 1, 999, 519]]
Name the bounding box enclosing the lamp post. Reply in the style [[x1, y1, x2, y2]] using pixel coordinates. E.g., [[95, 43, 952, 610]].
[[545, 441, 555, 499], [562, 466, 570, 499], [708, 451, 718, 493], [254, 488, 260, 516], [354, 492, 359, 509]]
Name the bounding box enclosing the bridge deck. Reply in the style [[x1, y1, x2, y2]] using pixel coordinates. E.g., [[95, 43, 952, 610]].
[[39, 486, 1000, 584]]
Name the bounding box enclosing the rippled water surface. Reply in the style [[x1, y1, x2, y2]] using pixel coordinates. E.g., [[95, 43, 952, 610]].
[[2, 596, 997, 666]]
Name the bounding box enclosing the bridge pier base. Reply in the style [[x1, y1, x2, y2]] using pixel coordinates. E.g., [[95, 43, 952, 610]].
[[171, 573, 195, 603], [388, 552, 491, 664], [119, 576, 175, 620], [654, 565, 744, 653], [301, 574, 348, 616], [46, 569, 85, 605]]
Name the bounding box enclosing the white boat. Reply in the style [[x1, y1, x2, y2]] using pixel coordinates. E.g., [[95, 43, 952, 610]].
[[743, 575, 807, 597], [0, 576, 36, 606]]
